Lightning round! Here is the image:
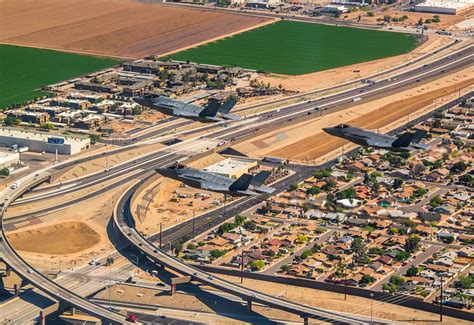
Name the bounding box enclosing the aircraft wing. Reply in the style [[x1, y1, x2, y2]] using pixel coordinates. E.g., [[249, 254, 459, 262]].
[[172, 108, 199, 118], [200, 182, 228, 192]]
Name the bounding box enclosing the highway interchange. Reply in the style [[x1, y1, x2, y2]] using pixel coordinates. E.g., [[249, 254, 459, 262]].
[[0, 41, 472, 323]]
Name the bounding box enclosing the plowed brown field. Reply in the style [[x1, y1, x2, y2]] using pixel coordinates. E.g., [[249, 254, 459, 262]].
[[0, 0, 269, 58]]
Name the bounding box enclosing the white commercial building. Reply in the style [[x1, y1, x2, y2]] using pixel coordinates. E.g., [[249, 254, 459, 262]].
[[415, 0, 474, 15], [0, 128, 90, 155], [204, 157, 258, 179], [0, 150, 20, 170]]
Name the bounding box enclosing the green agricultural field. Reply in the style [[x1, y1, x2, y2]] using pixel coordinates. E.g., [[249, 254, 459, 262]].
[[0, 45, 120, 109], [170, 21, 418, 75]]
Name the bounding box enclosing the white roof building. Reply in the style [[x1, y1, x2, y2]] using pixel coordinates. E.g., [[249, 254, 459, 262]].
[[204, 157, 257, 179], [415, 0, 474, 15]]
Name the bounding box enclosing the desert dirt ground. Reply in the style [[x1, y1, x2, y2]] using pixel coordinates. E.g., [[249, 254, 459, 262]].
[[7, 221, 100, 255], [0, 0, 269, 58], [258, 35, 456, 92], [5, 182, 131, 270], [345, 7, 474, 31], [213, 275, 471, 324], [131, 172, 226, 236], [235, 66, 474, 161]]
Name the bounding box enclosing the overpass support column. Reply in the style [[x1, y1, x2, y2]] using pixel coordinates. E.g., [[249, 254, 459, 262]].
[[303, 316, 309, 325], [71, 307, 76, 315], [5, 264, 11, 277], [247, 300, 252, 311], [39, 311, 46, 325], [13, 284, 19, 296], [171, 284, 176, 296]]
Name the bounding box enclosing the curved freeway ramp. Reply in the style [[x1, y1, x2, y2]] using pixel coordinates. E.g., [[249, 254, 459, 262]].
[[0, 173, 131, 324], [115, 181, 390, 324]]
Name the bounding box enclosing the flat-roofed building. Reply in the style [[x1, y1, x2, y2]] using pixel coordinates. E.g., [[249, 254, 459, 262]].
[[0, 150, 20, 170], [415, 0, 474, 14], [0, 128, 90, 155], [204, 157, 258, 179]]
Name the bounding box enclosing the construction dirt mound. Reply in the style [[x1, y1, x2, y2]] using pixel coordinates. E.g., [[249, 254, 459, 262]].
[[7, 221, 101, 255], [0, 0, 269, 58]]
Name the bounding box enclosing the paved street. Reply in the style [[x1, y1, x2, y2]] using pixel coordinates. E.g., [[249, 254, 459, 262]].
[[371, 245, 441, 291], [263, 230, 335, 275]]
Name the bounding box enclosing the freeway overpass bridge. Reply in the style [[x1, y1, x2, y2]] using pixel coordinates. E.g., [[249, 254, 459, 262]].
[[114, 180, 391, 325], [0, 173, 132, 324]]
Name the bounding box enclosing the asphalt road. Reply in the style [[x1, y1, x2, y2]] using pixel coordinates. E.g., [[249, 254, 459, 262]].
[[115, 181, 383, 324]]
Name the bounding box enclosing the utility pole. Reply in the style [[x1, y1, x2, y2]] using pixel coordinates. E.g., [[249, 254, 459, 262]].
[[105, 144, 109, 170], [240, 247, 244, 284], [344, 273, 347, 301], [370, 293, 374, 325], [159, 222, 162, 249], [440, 273, 444, 322]]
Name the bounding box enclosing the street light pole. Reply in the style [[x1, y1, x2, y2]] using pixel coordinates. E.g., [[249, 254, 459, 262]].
[[108, 257, 112, 310], [159, 222, 162, 249], [192, 211, 195, 240]]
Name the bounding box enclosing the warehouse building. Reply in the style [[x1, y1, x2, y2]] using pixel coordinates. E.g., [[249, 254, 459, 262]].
[[0, 150, 20, 170], [204, 157, 258, 179], [415, 0, 473, 14], [0, 128, 90, 155]]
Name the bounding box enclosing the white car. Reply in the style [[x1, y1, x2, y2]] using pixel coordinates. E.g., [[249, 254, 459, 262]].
[[27, 269, 34, 274]]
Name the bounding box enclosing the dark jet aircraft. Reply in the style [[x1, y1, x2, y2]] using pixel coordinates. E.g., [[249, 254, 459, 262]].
[[323, 124, 429, 152], [156, 164, 274, 197], [134, 96, 239, 122]]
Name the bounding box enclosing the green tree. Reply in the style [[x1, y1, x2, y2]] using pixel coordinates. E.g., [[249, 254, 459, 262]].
[[89, 134, 101, 144], [455, 275, 473, 289], [406, 265, 419, 277], [395, 251, 411, 261], [132, 106, 142, 115], [351, 238, 369, 265], [300, 249, 312, 259], [187, 243, 197, 250], [0, 168, 10, 177], [4, 115, 20, 126], [249, 259, 265, 271], [336, 187, 356, 200], [367, 11, 374, 17], [390, 275, 405, 286], [40, 122, 54, 130], [429, 196, 443, 208], [450, 161, 468, 174], [405, 235, 421, 253], [296, 234, 308, 243], [360, 274, 376, 284], [210, 249, 225, 258], [289, 183, 299, 191], [306, 186, 321, 196], [280, 264, 290, 272], [368, 247, 385, 256]]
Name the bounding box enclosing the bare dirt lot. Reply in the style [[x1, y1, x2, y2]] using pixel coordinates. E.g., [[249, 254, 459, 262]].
[[0, 0, 270, 58], [235, 67, 474, 161], [7, 221, 100, 255]]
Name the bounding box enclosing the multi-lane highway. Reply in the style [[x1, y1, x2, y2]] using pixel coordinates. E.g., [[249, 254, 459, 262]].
[[115, 181, 385, 324], [1, 41, 472, 323], [0, 175, 131, 324], [12, 43, 473, 211]]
